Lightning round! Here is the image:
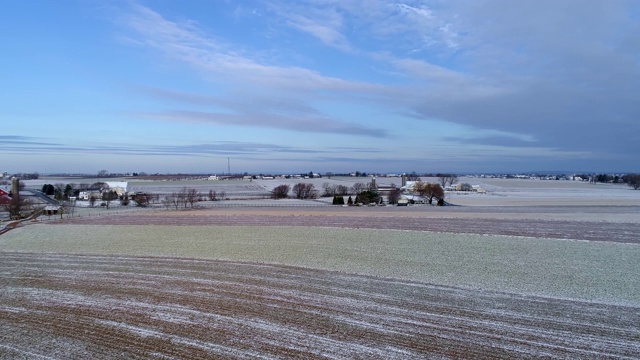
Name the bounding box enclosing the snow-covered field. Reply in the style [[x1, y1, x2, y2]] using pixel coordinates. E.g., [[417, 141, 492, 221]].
[[2, 223, 639, 305], [447, 177, 640, 206], [2, 177, 639, 358], [24, 175, 640, 206]]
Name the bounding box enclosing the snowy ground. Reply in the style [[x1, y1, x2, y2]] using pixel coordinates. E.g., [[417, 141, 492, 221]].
[[1, 253, 638, 359], [446, 177, 640, 206], [2, 177, 639, 358], [23, 175, 640, 206], [3, 219, 639, 304]]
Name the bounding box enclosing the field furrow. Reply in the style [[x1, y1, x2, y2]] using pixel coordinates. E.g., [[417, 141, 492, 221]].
[[1, 253, 639, 359]]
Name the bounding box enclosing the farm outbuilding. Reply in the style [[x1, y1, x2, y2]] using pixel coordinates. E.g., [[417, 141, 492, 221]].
[[43, 205, 61, 216], [105, 182, 128, 196], [399, 195, 426, 204], [78, 191, 102, 200]]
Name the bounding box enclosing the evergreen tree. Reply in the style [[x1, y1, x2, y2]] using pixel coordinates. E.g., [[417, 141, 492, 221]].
[[41, 184, 55, 196]]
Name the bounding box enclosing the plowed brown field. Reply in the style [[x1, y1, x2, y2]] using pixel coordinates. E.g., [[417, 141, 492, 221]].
[[55, 206, 640, 243], [2, 253, 639, 359]]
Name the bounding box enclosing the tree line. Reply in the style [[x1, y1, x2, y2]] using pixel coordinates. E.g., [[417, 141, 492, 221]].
[[270, 182, 381, 201], [626, 174, 640, 190], [269, 180, 448, 206], [579, 173, 640, 190]]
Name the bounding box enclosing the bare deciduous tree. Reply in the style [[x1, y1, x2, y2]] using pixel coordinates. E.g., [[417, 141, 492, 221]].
[[322, 183, 336, 197], [425, 183, 445, 204], [414, 181, 444, 204], [447, 175, 458, 187], [406, 172, 420, 181], [438, 175, 448, 187], [292, 183, 304, 199], [185, 188, 199, 208], [387, 188, 402, 204], [335, 185, 350, 195], [176, 188, 188, 208], [413, 180, 428, 197], [271, 184, 290, 199], [163, 193, 181, 209], [626, 174, 640, 190], [292, 183, 317, 199], [351, 182, 367, 195], [307, 184, 319, 199], [438, 174, 458, 188], [89, 194, 98, 207], [387, 185, 403, 205]]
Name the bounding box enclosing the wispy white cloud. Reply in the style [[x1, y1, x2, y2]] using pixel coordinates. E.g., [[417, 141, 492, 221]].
[[266, 0, 459, 53], [0, 135, 371, 157], [120, 4, 390, 138], [136, 109, 389, 138], [120, 4, 380, 93], [382, 55, 507, 100], [117, 0, 640, 169], [137, 87, 324, 117], [272, 6, 352, 51]]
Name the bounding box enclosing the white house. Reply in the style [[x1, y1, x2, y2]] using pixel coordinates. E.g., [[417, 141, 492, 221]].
[[78, 191, 102, 200]]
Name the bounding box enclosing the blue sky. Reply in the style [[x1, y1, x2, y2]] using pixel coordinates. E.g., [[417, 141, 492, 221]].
[[1, 0, 638, 175]]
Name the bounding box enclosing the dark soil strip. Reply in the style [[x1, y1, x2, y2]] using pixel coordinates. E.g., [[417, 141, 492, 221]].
[[54, 213, 640, 244]]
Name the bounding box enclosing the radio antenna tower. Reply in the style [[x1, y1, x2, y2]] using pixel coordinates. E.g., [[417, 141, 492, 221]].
[[227, 158, 231, 175]]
